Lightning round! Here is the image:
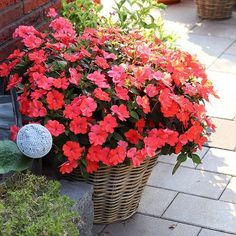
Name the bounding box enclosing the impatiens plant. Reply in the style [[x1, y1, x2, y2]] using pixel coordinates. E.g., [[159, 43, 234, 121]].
[[0, 13, 217, 176]]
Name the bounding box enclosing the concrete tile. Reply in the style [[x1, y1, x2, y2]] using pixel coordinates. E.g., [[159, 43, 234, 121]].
[[192, 21, 236, 39], [225, 41, 236, 55], [103, 214, 200, 236], [210, 54, 236, 74], [220, 177, 236, 204], [206, 118, 236, 151], [158, 147, 209, 168], [163, 193, 236, 234], [93, 224, 106, 235], [206, 12, 236, 26], [148, 163, 230, 199], [177, 34, 233, 67], [199, 148, 236, 176], [138, 186, 177, 217], [205, 71, 236, 119], [199, 228, 235, 236]]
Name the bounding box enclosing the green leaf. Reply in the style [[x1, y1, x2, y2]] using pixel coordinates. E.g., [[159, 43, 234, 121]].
[[130, 110, 139, 120], [191, 154, 202, 164], [0, 140, 32, 174], [172, 161, 181, 175], [113, 132, 124, 141], [177, 153, 187, 162]]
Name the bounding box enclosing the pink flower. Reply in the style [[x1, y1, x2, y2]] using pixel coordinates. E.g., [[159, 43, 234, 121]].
[[111, 104, 130, 121], [115, 86, 129, 101], [87, 71, 110, 88], [69, 68, 81, 85], [107, 65, 126, 86]]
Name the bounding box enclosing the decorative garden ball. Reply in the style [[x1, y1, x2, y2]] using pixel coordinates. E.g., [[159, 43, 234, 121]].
[[16, 124, 53, 158]]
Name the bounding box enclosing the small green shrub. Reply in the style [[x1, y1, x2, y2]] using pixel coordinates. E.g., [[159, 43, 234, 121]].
[[0, 173, 80, 236]]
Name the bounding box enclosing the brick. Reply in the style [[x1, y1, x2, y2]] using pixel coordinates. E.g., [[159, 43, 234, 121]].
[[163, 193, 236, 234], [0, 3, 23, 29], [104, 214, 200, 236], [23, 0, 49, 14], [148, 163, 230, 199], [0, 39, 22, 61], [0, 0, 19, 11], [0, 7, 44, 46]]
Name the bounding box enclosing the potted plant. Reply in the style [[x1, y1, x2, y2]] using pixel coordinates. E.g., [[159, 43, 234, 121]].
[[195, 0, 235, 19], [0, 12, 217, 224]]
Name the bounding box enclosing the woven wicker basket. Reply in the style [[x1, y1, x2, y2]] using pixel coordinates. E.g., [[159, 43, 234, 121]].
[[195, 0, 234, 19], [67, 156, 157, 224]]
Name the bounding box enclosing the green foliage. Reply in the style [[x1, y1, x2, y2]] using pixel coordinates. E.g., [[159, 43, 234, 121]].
[[104, 0, 174, 42], [0, 173, 80, 236], [61, 0, 103, 33], [0, 140, 32, 174]]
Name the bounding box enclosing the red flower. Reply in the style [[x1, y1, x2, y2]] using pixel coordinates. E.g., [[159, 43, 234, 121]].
[[6, 74, 22, 91], [111, 104, 130, 121], [87, 71, 110, 88], [53, 77, 69, 90], [135, 118, 145, 133], [31, 89, 47, 100], [125, 129, 143, 145], [63, 141, 83, 161], [108, 146, 126, 166], [136, 96, 150, 114], [69, 68, 81, 85], [89, 125, 108, 145], [95, 56, 109, 69], [33, 72, 53, 90], [60, 161, 78, 174], [0, 63, 10, 77], [79, 97, 97, 117], [46, 90, 64, 110], [93, 88, 111, 102], [127, 147, 146, 167], [28, 50, 47, 64], [45, 120, 65, 137], [99, 114, 118, 133], [70, 117, 88, 134], [63, 104, 81, 119], [86, 160, 99, 174], [115, 86, 129, 101], [10, 125, 20, 141], [28, 100, 47, 117], [23, 35, 43, 50]]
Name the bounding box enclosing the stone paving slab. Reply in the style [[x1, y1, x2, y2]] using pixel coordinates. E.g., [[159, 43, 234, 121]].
[[177, 34, 234, 67], [210, 54, 236, 74], [157, 147, 209, 168], [191, 21, 236, 39], [138, 186, 177, 217], [220, 177, 236, 204], [199, 148, 236, 176], [163, 193, 236, 234], [205, 71, 236, 120], [207, 118, 236, 151], [147, 163, 230, 199], [102, 214, 200, 236], [199, 229, 235, 236], [225, 41, 236, 55], [93, 224, 106, 236]]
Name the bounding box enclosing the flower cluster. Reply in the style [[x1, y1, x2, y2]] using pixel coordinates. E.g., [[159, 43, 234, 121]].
[[0, 14, 217, 175]]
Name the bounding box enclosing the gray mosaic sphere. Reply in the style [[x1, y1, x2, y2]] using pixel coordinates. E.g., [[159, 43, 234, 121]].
[[16, 124, 53, 158]]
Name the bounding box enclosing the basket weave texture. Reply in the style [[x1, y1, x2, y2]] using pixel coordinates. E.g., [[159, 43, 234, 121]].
[[67, 156, 157, 224], [195, 0, 234, 19]]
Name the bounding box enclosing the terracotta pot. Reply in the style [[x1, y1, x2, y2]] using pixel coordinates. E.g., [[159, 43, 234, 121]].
[[158, 0, 181, 4]]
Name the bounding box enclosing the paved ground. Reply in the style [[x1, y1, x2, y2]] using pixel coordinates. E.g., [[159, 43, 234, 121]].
[[94, 0, 236, 235]]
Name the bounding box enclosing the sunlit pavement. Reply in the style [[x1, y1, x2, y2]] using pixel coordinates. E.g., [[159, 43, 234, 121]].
[[94, 1, 236, 235]]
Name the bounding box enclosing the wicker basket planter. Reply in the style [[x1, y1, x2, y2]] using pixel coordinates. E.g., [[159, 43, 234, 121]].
[[195, 0, 234, 19], [67, 156, 157, 224], [157, 0, 181, 4]]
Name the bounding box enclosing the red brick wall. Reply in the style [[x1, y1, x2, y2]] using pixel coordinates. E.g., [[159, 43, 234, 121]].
[[0, 0, 61, 61]]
